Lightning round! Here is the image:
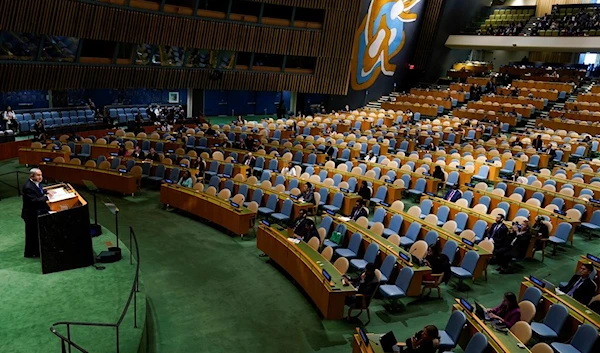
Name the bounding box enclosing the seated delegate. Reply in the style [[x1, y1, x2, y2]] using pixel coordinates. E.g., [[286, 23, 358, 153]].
[[397, 325, 440, 353], [485, 292, 521, 328], [343, 263, 379, 321], [559, 263, 597, 305], [177, 170, 193, 188]]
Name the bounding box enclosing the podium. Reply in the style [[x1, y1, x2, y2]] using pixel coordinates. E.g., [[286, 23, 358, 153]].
[[37, 183, 94, 274]]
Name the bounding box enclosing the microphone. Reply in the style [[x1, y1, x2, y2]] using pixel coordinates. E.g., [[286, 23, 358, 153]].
[[541, 272, 552, 281]]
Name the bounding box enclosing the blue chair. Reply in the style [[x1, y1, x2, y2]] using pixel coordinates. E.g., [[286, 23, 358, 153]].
[[444, 133, 455, 145], [548, 222, 572, 253], [378, 254, 397, 283], [347, 177, 357, 192], [259, 170, 271, 182], [334, 232, 362, 259], [580, 188, 594, 198], [515, 208, 530, 219], [271, 199, 293, 224], [527, 155, 540, 170], [323, 192, 344, 214], [521, 286, 543, 307], [531, 304, 569, 340], [218, 163, 233, 178], [419, 199, 433, 219], [258, 194, 278, 217], [368, 208, 386, 228], [400, 223, 421, 247], [110, 157, 121, 170], [462, 190, 473, 206], [581, 210, 600, 237], [477, 196, 491, 211], [332, 174, 343, 186], [570, 146, 586, 160], [551, 323, 598, 353], [291, 151, 303, 166], [125, 159, 135, 172], [324, 224, 346, 249], [337, 149, 351, 163], [148, 164, 166, 184], [442, 240, 458, 264], [531, 192, 545, 204], [449, 332, 487, 353], [438, 311, 467, 351], [425, 230, 439, 247], [243, 189, 263, 208], [500, 159, 515, 175], [205, 160, 219, 179], [237, 184, 249, 200], [471, 165, 489, 182], [436, 206, 450, 226], [78, 144, 91, 159], [319, 216, 333, 235], [267, 159, 278, 172], [446, 171, 459, 188], [208, 175, 220, 190], [551, 197, 564, 210], [319, 170, 328, 182], [383, 214, 403, 238], [167, 167, 180, 181], [253, 157, 265, 175], [318, 188, 328, 208], [450, 250, 479, 290], [407, 178, 426, 200], [472, 220, 488, 243], [350, 243, 379, 271], [464, 130, 476, 141], [370, 186, 388, 205], [379, 267, 414, 311], [272, 175, 285, 188], [496, 182, 507, 192], [454, 212, 468, 233], [302, 153, 317, 169]]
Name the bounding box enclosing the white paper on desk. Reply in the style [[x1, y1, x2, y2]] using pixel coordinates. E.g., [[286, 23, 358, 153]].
[[555, 288, 565, 295], [47, 187, 76, 202], [338, 216, 351, 222], [287, 238, 301, 244]]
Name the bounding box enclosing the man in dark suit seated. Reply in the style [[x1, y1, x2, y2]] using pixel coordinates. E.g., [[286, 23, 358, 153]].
[[21, 168, 51, 258], [443, 184, 462, 202], [349, 199, 368, 221], [145, 147, 161, 162], [292, 210, 310, 239], [242, 152, 256, 176], [559, 263, 597, 305], [131, 146, 145, 160], [323, 141, 335, 160], [485, 214, 510, 250]]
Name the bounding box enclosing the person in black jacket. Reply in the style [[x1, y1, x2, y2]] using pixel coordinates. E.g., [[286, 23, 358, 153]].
[[532, 135, 544, 150], [131, 146, 145, 160], [349, 199, 369, 221], [344, 263, 380, 320], [357, 181, 372, 201], [323, 141, 335, 160], [398, 325, 440, 353], [559, 263, 597, 305], [21, 168, 51, 258], [497, 220, 532, 274], [292, 210, 310, 239]]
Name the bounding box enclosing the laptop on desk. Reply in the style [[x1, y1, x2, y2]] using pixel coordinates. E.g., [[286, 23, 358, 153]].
[[474, 301, 491, 321]]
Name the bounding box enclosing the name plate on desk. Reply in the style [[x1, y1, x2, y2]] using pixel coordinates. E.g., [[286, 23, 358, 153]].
[[230, 201, 240, 209], [326, 209, 336, 216], [110, 152, 119, 157], [553, 209, 566, 216], [322, 269, 332, 282], [340, 188, 349, 193], [53, 146, 61, 151], [214, 144, 220, 147], [171, 137, 177, 141], [261, 220, 270, 227], [223, 173, 231, 178], [586, 253, 600, 265], [180, 163, 187, 168], [590, 199, 600, 205], [398, 252, 410, 263], [529, 275, 546, 288], [290, 194, 299, 201], [425, 192, 435, 197], [456, 165, 465, 170], [465, 183, 475, 188], [379, 201, 390, 207], [42, 157, 52, 162], [168, 149, 174, 153], [107, 131, 115, 135], [460, 298, 474, 312], [164, 179, 174, 184], [462, 238, 474, 247], [118, 168, 127, 173]]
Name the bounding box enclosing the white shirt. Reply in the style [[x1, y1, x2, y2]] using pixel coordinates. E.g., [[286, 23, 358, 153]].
[[4, 111, 15, 120], [282, 167, 296, 177], [365, 155, 376, 163]]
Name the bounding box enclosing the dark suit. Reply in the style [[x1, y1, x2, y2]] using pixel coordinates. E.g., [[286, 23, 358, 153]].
[[350, 206, 368, 221], [486, 223, 510, 248], [242, 156, 256, 169], [443, 189, 462, 202], [21, 180, 50, 257], [560, 275, 597, 305], [131, 151, 145, 159], [532, 139, 543, 150]]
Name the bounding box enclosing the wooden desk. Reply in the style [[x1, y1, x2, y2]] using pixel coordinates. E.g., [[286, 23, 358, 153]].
[[351, 330, 384, 353], [531, 172, 600, 200], [536, 119, 600, 135], [75, 143, 119, 159], [463, 186, 580, 242], [453, 299, 531, 353], [160, 184, 256, 236], [18, 148, 70, 165], [40, 162, 139, 195], [314, 166, 405, 204], [257, 225, 356, 319], [519, 279, 600, 343], [378, 205, 492, 279], [331, 217, 431, 297], [350, 160, 443, 193], [500, 179, 598, 223], [555, 165, 600, 184]]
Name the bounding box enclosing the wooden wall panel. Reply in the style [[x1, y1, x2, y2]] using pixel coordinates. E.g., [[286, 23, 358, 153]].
[[529, 51, 575, 63], [0, 63, 353, 95], [535, 0, 590, 16], [413, 0, 445, 70], [0, 0, 320, 55], [246, 0, 359, 10]]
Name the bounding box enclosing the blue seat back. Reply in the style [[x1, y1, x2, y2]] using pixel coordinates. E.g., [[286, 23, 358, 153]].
[[424, 231, 438, 247], [477, 165, 489, 178], [414, 178, 426, 192], [293, 151, 303, 163], [461, 250, 479, 274], [590, 210, 600, 225], [307, 153, 316, 164], [447, 171, 459, 185], [266, 194, 278, 210], [554, 223, 572, 241], [332, 192, 344, 207], [254, 156, 264, 169], [464, 333, 488, 353], [223, 164, 233, 176], [446, 311, 467, 345], [154, 164, 165, 178], [463, 191, 473, 206], [319, 170, 328, 182], [319, 188, 329, 204], [252, 189, 264, 204], [380, 254, 397, 279], [238, 184, 249, 199], [281, 199, 293, 216], [455, 212, 468, 229], [268, 159, 278, 171], [320, 216, 333, 235], [224, 180, 234, 192], [347, 177, 357, 192], [333, 174, 343, 186], [348, 232, 362, 253], [571, 324, 598, 353], [442, 240, 458, 263], [473, 220, 488, 239], [395, 267, 414, 292], [374, 186, 387, 200], [420, 199, 433, 215], [543, 304, 569, 334], [503, 159, 515, 172], [388, 214, 403, 233], [515, 208, 529, 218], [363, 243, 379, 264], [209, 175, 220, 189], [372, 208, 386, 224], [436, 206, 449, 223], [521, 286, 542, 306], [478, 196, 490, 209], [274, 175, 285, 186], [405, 223, 421, 241], [532, 192, 545, 203], [260, 170, 271, 182]]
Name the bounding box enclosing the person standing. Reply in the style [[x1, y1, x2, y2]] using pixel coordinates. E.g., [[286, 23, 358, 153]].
[[21, 168, 51, 258]]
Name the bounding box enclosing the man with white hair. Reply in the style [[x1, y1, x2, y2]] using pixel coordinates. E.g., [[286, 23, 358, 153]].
[[21, 168, 50, 258]]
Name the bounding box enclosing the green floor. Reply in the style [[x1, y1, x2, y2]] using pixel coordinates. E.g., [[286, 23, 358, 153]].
[[1, 159, 599, 353], [0, 194, 145, 353]]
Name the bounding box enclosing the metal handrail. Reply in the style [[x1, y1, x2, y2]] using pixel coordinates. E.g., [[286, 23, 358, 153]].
[[50, 226, 141, 353], [0, 170, 28, 196]]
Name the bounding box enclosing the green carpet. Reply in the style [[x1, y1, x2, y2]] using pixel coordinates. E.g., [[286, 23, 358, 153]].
[[0, 196, 145, 353], [1, 158, 600, 353]]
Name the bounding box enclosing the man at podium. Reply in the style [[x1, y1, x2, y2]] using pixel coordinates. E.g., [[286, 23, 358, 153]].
[[21, 168, 50, 258]]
